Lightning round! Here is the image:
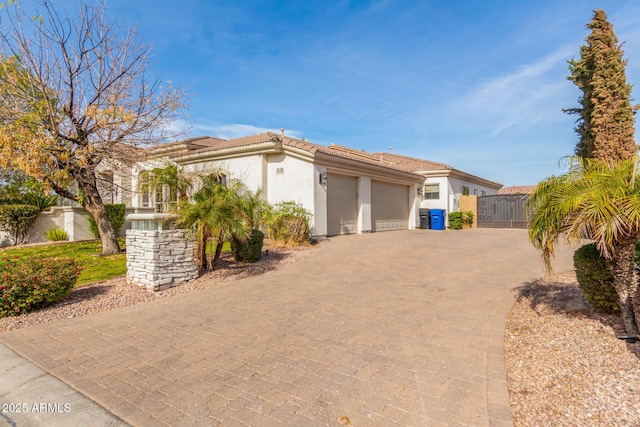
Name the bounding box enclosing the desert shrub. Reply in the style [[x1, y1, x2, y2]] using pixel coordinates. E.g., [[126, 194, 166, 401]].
[[231, 229, 264, 263], [88, 204, 126, 238], [448, 212, 463, 230], [0, 256, 82, 318], [462, 211, 474, 227], [46, 227, 68, 241], [0, 204, 40, 245], [573, 243, 627, 314], [265, 201, 311, 245]]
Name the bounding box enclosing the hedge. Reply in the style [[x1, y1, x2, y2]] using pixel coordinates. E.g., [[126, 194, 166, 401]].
[[88, 204, 126, 238], [0, 204, 40, 245], [573, 243, 640, 314]]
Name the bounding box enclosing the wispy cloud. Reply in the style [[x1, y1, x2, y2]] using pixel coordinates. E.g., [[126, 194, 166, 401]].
[[447, 46, 575, 139]]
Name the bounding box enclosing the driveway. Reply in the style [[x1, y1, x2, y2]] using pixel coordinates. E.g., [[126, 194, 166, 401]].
[[0, 228, 576, 426]]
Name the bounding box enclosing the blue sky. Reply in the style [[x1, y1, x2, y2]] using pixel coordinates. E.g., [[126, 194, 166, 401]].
[[81, 1, 640, 185]]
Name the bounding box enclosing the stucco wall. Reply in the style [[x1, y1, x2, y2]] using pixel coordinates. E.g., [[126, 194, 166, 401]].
[[186, 156, 264, 192], [420, 177, 450, 212], [28, 207, 94, 243], [266, 153, 317, 227], [313, 165, 328, 237], [357, 177, 372, 233]]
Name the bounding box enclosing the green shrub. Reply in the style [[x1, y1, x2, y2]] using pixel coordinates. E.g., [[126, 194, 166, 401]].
[[46, 228, 68, 242], [0, 256, 82, 318], [448, 212, 463, 230], [573, 243, 627, 314], [462, 211, 474, 227], [88, 204, 126, 238], [265, 201, 311, 245], [0, 204, 40, 245], [231, 229, 264, 263]]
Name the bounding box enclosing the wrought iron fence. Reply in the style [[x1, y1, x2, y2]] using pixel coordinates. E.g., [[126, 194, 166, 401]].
[[477, 194, 529, 228]]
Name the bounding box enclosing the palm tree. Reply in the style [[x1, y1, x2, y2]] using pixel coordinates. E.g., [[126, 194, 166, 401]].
[[237, 188, 267, 230], [138, 162, 194, 212], [176, 174, 248, 271], [528, 156, 640, 334]]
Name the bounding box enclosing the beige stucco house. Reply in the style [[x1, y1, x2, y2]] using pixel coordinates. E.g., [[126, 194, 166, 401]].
[[127, 132, 502, 238]]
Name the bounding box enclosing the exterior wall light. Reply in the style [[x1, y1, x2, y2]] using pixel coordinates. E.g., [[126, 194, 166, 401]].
[[319, 172, 327, 187]]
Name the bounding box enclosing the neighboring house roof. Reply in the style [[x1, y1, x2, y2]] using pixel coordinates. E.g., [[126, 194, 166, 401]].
[[498, 185, 536, 194]]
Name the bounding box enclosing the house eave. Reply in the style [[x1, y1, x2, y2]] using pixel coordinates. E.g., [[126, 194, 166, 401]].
[[314, 152, 424, 185], [421, 169, 503, 190], [170, 141, 284, 165]]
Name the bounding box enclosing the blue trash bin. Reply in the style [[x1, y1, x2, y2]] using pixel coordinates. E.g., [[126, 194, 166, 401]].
[[430, 209, 446, 230]]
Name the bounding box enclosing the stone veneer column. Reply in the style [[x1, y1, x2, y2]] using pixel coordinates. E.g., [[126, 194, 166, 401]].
[[125, 228, 198, 291]]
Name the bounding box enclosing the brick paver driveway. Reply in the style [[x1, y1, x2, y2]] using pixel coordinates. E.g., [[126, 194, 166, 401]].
[[1, 229, 575, 426]]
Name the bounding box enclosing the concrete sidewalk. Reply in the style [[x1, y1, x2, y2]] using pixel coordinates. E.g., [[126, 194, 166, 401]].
[[0, 342, 127, 427], [0, 229, 576, 426]]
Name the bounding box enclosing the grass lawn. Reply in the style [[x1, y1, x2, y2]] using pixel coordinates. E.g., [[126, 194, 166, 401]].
[[0, 239, 231, 287], [0, 239, 127, 286]]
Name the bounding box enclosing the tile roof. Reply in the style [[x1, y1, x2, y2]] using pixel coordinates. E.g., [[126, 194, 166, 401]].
[[498, 185, 536, 194], [184, 133, 282, 155], [167, 132, 492, 181]]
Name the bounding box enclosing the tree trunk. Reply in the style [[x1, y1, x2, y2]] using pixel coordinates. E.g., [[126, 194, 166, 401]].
[[606, 239, 639, 335], [81, 183, 121, 255], [212, 230, 224, 270], [196, 224, 210, 271]]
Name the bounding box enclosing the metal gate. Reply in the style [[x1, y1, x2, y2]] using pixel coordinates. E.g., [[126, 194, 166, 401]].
[[477, 194, 529, 228]]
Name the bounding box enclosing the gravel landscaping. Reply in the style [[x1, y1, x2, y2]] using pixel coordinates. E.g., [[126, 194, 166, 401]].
[[0, 245, 314, 333], [505, 271, 640, 427]]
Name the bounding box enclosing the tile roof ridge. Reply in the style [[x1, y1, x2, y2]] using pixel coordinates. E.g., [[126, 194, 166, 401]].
[[327, 143, 388, 162], [375, 151, 453, 170]]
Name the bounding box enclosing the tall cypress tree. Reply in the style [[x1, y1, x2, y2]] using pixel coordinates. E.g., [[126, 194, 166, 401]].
[[566, 9, 638, 163]]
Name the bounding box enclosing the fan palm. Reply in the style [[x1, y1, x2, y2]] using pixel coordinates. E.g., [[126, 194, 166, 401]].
[[176, 174, 248, 271], [528, 156, 640, 334], [138, 162, 194, 212]]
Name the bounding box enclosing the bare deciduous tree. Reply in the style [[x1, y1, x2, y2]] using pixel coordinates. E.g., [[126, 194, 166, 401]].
[[0, 0, 187, 254]]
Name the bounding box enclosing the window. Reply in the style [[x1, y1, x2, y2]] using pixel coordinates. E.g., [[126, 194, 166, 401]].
[[98, 172, 115, 204], [473, 189, 478, 195], [142, 190, 150, 207], [424, 183, 439, 200], [481, 190, 487, 196], [462, 186, 470, 196], [155, 187, 164, 213]]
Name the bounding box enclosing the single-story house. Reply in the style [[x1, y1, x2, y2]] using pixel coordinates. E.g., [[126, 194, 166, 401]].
[[116, 132, 502, 238]]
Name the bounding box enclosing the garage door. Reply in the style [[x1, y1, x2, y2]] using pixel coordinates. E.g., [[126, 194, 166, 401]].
[[327, 174, 358, 236], [372, 181, 409, 231]]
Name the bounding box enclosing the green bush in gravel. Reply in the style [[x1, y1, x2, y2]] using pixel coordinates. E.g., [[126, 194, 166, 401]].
[[231, 229, 264, 263], [572, 243, 640, 314], [0, 256, 82, 317]]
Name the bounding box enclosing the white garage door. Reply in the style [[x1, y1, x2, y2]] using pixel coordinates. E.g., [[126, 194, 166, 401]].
[[327, 174, 358, 236], [372, 181, 409, 231]]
